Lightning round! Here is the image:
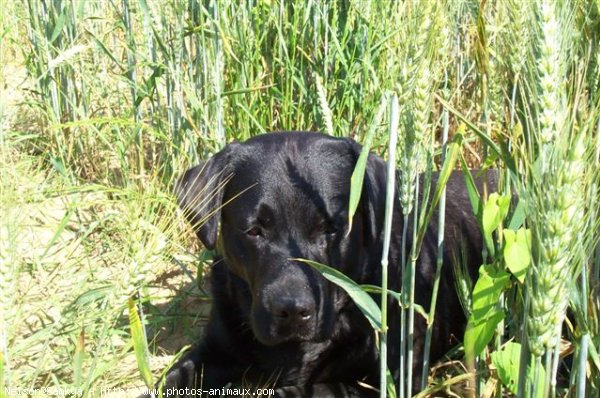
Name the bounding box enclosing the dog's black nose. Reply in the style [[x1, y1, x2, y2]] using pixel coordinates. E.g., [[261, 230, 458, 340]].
[[271, 297, 315, 325]]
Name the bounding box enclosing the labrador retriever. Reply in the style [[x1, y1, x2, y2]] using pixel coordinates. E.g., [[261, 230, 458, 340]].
[[166, 131, 492, 397]]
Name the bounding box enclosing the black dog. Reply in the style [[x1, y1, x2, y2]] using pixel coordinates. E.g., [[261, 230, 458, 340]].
[[166, 132, 491, 397]]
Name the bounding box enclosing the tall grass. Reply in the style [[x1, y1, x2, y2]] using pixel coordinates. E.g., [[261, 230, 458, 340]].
[[2, 0, 599, 396]]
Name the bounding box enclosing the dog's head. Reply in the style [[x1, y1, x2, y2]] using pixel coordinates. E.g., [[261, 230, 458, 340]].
[[175, 132, 387, 346]]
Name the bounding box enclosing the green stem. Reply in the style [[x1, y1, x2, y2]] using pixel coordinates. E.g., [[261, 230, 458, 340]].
[[421, 92, 449, 390], [576, 254, 589, 398], [399, 215, 409, 398], [407, 173, 420, 396], [577, 334, 589, 398], [379, 94, 399, 397], [517, 289, 530, 398]]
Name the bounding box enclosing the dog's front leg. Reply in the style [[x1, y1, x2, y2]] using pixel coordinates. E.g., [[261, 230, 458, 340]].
[[156, 341, 243, 397]]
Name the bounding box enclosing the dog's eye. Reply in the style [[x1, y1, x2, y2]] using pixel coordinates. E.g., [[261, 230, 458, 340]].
[[246, 226, 262, 237], [321, 222, 338, 235]]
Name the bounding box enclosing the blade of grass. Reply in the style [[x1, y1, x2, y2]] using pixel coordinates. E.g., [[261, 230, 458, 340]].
[[128, 297, 153, 388], [348, 94, 387, 232], [421, 89, 450, 388], [73, 329, 85, 388], [295, 259, 381, 331], [415, 133, 463, 250]]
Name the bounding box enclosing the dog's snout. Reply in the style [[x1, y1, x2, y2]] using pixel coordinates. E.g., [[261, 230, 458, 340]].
[[271, 297, 315, 325]]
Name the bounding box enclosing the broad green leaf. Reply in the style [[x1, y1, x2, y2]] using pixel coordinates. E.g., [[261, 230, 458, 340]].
[[297, 259, 382, 331], [481, 195, 500, 255], [497, 195, 511, 221], [503, 228, 531, 283], [508, 197, 526, 230], [490, 341, 521, 394], [471, 264, 509, 316], [464, 310, 503, 360], [464, 264, 510, 358], [481, 193, 510, 256], [128, 297, 153, 388], [491, 342, 546, 398]]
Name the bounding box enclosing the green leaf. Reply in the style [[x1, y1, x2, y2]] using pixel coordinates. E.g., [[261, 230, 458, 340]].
[[42, 206, 75, 258], [73, 329, 85, 388], [50, 12, 66, 43], [460, 158, 482, 218], [503, 228, 531, 283], [588, 340, 600, 373], [348, 139, 371, 232], [481, 193, 510, 256], [76, 0, 86, 18], [415, 134, 463, 249], [491, 342, 546, 398], [464, 264, 510, 358], [386, 367, 397, 398], [497, 195, 511, 221], [348, 94, 387, 231], [88, 30, 123, 68], [128, 297, 153, 388], [71, 285, 113, 307], [50, 156, 68, 177], [471, 264, 509, 317], [296, 259, 381, 331], [360, 284, 403, 305], [490, 342, 521, 394], [464, 310, 503, 360], [508, 198, 526, 230]]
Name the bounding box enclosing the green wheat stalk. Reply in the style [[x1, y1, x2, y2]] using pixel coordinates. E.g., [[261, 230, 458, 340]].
[[397, 2, 446, 395], [380, 93, 399, 397], [315, 73, 334, 137], [517, 2, 592, 397]]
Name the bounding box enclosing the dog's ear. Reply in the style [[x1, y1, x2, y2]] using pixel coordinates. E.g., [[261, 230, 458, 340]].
[[175, 145, 238, 249], [344, 138, 388, 248]]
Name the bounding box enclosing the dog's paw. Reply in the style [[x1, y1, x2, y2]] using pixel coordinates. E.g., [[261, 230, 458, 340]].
[[162, 359, 200, 396]]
